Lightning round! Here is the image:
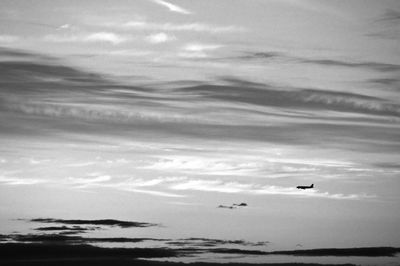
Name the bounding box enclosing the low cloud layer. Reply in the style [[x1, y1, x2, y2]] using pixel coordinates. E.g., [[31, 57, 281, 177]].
[[30, 218, 159, 228]]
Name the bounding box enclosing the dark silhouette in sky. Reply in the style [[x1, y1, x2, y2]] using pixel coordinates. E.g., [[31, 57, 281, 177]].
[[218, 203, 248, 209], [296, 184, 314, 190], [30, 218, 159, 228]]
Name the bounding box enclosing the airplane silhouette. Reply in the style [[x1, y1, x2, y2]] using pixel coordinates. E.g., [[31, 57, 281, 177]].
[[296, 184, 314, 190], [218, 203, 248, 209]]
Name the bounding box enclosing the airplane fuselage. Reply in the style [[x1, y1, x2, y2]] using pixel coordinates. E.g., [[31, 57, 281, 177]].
[[296, 184, 314, 190]]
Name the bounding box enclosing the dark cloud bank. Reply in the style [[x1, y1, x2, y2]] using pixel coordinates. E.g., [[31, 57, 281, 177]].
[[30, 218, 159, 228], [0, 239, 398, 266], [1, 218, 399, 265]]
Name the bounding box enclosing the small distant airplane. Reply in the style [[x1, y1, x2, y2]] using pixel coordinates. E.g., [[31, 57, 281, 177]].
[[218, 203, 248, 209], [296, 184, 314, 190]]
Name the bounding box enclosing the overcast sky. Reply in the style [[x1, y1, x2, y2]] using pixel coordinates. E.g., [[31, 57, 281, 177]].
[[1, 0, 400, 250]]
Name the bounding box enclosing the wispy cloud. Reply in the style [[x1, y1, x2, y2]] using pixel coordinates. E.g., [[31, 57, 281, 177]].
[[152, 0, 192, 15], [66, 162, 97, 167], [44, 32, 128, 45], [183, 44, 223, 52], [60, 174, 371, 200], [75, 176, 187, 197], [0, 175, 46, 185], [67, 175, 112, 186], [143, 156, 260, 176], [0, 170, 374, 200], [2, 100, 210, 125], [232, 51, 400, 73], [121, 21, 243, 33], [108, 49, 153, 57], [179, 43, 223, 58], [57, 24, 72, 30], [169, 179, 374, 200], [122, 177, 187, 187], [146, 32, 176, 44], [172, 83, 400, 117], [28, 158, 51, 165], [300, 58, 400, 73], [0, 34, 20, 43], [171, 179, 252, 193], [122, 188, 185, 198], [85, 32, 127, 44]]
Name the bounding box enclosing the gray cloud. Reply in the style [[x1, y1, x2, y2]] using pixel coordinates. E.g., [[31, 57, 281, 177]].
[[300, 59, 400, 72], [230, 51, 400, 73], [1, 47, 399, 154], [367, 9, 400, 40], [372, 162, 400, 170], [0, 47, 54, 62], [3, 48, 398, 122], [0, 61, 105, 85], [175, 84, 400, 117], [0, 18, 57, 29], [231, 52, 282, 61], [369, 78, 400, 90], [378, 9, 400, 23]]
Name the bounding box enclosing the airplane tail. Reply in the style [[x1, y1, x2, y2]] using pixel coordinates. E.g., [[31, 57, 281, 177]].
[[311, 184, 314, 188]]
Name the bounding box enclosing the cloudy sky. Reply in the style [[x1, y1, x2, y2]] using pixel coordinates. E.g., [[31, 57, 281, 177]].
[[0, 0, 400, 250]]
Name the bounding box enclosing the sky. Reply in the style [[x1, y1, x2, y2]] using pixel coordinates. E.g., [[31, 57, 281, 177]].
[[0, 0, 400, 251]]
